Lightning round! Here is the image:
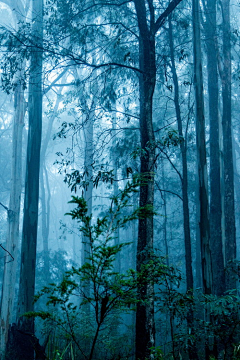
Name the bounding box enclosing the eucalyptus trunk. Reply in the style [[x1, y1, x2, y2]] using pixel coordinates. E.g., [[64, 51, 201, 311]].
[[16, 0, 43, 358], [82, 108, 94, 301], [192, 0, 213, 295], [205, 0, 225, 296], [40, 165, 50, 282], [168, 16, 193, 294], [134, 3, 156, 358], [221, 0, 236, 291], [133, 1, 184, 358], [0, 82, 25, 355], [168, 17, 199, 359], [40, 93, 61, 282], [111, 102, 120, 273]]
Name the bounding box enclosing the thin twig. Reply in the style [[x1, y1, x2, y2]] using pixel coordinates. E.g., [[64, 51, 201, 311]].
[[0, 202, 8, 211], [0, 244, 14, 263]]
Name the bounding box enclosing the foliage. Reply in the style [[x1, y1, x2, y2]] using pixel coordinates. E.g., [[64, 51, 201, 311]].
[[28, 181, 240, 359], [25, 178, 193, 360], [25, 180, 159, 359]]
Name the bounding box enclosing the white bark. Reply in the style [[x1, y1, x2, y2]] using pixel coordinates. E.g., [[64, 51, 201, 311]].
[[0, 82, 26, 353]]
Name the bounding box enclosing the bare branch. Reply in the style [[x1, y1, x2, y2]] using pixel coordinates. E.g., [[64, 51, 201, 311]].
[[43, 66, 71, 95], [155, 182, 183, 201], [0, 202, 8, 211], [154, 0, 184, 34], [0, 244, 14, 263]]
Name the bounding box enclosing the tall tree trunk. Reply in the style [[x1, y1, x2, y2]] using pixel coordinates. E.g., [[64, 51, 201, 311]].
[[133, 2, 156, 359], [40, 92, 61, 283], [111, 101, 120, 273], [233, 139, 240, 240], [16, 0, 43, 358], [204, 0, 225, 296], [168, 16, 194, 294], [82, 105, 94, 305], [0, 82, 25, 355], [132, 1, 184, 358], [40, 164, 50, 282], [168, 16, 198, 359], [192, 0, 213, 295], [221, 0, 236, 291], [0, 1, 27, 354]]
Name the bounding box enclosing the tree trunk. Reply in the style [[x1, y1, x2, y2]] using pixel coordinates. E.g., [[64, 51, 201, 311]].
[[168, 16, 199, 359], [133, 2, 156, 359], [168, 15, 194, 294], [111, 100, 121, 273], [40, 164, 50, 282], [204, 0, 225, 296], [221, 0, 236, 291], [40, 93, 61, 283], [192, 0, 213, 295], [82, 104, 94, 305], [0, 82, 25, 355], [0, 1, 27, 354], [16, 0, 43, 358], [132, 1, 184, 358]]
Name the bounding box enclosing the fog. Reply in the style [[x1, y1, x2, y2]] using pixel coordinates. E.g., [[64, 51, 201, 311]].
[[0, 0, 239, 359]]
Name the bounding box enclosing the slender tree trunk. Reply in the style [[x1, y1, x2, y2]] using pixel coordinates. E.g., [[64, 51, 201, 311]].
[[168, 17, 198, 359], [132, 1, 184, 357], [133, 2, 156, 357], [16, 0, 43, 358], [111, 102, 120, 273], [192, 0, 213, 295], [221, 0, 236, 291], [0, 1, 27, 354], [168, 16, 194, 294], [40, 165, 50, 282], [0, 82, 25, 355], [82, 101, 94, 311], [204, 0, 225, 296], [40, 93, 61, 283], [233, 139, 240, 240], [193, 3, 214, 357]]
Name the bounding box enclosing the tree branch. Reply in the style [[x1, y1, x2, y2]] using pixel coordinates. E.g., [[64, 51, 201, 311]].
[[154, 0, 184, 34], [155, 182, 183, 201], [0, 201, 8, 211], [43, 66, 70, 95], [0, 244, 14, 263]]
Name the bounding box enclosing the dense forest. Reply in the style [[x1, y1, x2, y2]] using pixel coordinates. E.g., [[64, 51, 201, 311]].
[[0, 0, 239, 359]]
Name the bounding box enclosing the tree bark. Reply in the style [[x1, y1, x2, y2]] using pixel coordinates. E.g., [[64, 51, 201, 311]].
[[132, 1, 184, 358], [0, 0, 27, 354], [0, 81, 25, 355], [168, 15, 194, 294], [40, 164, 50, 282], [168, 16, 198, 359], [192, 0, 213, 295], [133, 2, 156, 358], [204, 0, 225, 296], [16, 0, 43, 358], [40, 92, 61, 283], [111, 99, 121, 273], [82, 103, 94, 304], [221, 0, 236, 291]]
